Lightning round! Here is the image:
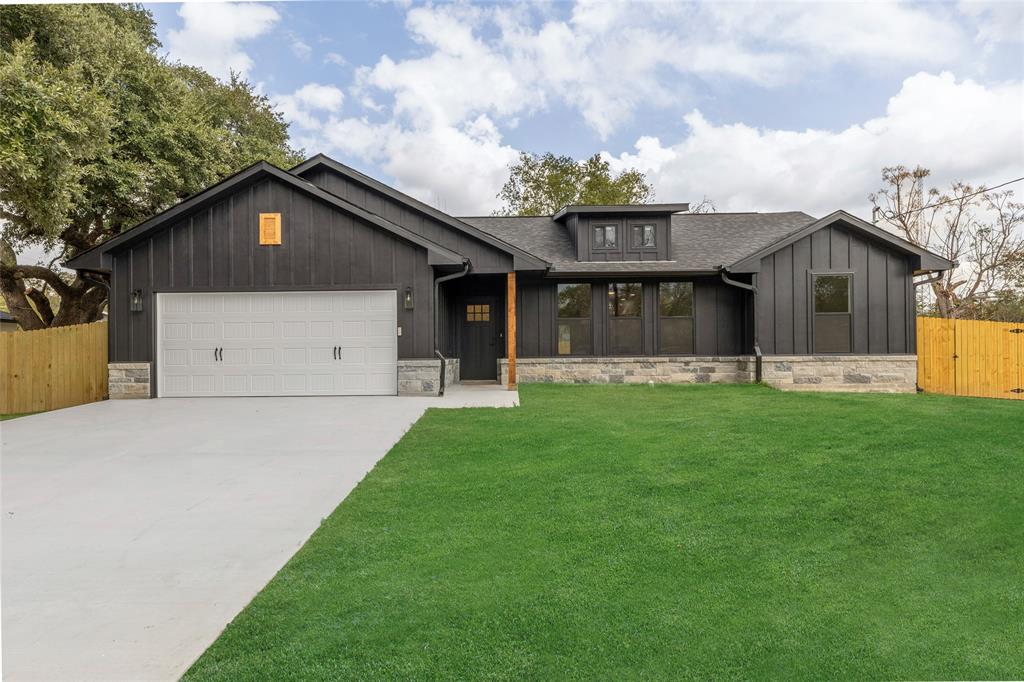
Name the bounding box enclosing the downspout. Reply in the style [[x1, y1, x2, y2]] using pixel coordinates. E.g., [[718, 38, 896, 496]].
[[433, 259, 471, 396], [720, 269, 762, 383]]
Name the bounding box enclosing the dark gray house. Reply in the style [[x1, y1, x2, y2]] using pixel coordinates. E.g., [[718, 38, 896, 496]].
[[66, 154, 952, 398]]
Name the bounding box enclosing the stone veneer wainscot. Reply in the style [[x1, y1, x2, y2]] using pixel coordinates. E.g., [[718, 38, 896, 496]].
[[500, 355, 916, 393]]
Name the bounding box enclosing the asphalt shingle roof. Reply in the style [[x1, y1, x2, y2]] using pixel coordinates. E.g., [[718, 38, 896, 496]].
[[459, 211, 817, 273]]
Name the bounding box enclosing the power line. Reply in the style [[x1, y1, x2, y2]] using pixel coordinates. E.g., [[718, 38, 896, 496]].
[[877, 175, 1024, 221]]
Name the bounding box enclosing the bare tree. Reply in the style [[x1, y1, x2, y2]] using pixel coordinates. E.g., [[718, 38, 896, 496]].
[[688, 196, 717, 214], [870, 166, 1024, 318]]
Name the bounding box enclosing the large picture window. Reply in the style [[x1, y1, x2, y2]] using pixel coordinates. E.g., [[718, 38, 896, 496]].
[[813, 274, 852, 353], [607, 282, 643, 355], [658, 282, 694, 354], [593, 224, 617, 249], [557, 283, 592, 355], [630, 223, 657, 249]]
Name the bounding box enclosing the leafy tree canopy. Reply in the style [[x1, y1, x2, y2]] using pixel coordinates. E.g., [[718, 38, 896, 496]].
[[0, 4, 303, 329], [496, 152, 654, 216]]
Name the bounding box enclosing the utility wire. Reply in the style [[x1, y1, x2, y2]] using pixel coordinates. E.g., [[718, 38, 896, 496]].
[[880, 175, 1024, 218]]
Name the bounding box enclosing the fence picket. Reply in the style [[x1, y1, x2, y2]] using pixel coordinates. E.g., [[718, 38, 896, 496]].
[[0, 322, 108, 413]]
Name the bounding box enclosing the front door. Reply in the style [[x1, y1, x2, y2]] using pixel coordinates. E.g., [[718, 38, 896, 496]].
[[460, 297, 499, 380]]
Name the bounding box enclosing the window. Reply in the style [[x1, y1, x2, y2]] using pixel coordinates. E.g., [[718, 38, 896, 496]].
[[813, 274, 851, 353], [658, 282, 694, 354], [593, 224, 617, 248], [631, 223, 657, 249], [607, 283, 643, 354], [466, 304, 490, 322], [557, 284, 592, 355]]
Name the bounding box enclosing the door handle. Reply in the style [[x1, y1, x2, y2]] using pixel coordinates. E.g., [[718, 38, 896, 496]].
[[336, 346, 342, 360], [217, 347, 223, 362], [333, 346, 338, 360]]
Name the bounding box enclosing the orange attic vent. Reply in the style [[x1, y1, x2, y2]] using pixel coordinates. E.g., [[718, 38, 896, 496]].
[[259, 213, 281, 245]]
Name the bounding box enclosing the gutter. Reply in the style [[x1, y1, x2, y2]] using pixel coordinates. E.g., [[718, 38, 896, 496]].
[[719, 268, 762, 383], [914, 271, 943, 288], [433, 260, 471, 396]]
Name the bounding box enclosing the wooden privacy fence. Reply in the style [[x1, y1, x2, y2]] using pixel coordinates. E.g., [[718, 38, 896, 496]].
[[0, 321, 108, 414], [917, 316, 1024, 400]]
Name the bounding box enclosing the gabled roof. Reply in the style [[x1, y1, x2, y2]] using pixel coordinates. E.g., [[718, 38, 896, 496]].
[[727, 210, 954, 273], [65, 161, 466, 272], [461, 211, 817, 274], [552, 203, 690, 222], [291, 154, 548, 270]]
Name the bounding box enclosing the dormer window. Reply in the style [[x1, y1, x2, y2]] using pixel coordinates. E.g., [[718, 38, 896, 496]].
[[593, 224, 617, 248], [631, 223, 656, 248]]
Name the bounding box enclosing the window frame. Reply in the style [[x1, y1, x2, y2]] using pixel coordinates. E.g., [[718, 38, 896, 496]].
[[630, 223, 657, 250], [592, 223, 619, 250], [656, 281, 695, 355], [809, 271, 854, 354], [556, 283, 593, 356], [606, 282, 644, 356]]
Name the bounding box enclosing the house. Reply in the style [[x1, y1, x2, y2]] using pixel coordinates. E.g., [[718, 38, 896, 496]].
[[65, 154, 952, 398]]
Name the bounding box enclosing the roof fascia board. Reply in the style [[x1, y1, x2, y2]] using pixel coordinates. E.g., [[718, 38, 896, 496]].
[[552, 203, 691, 222], [292, 154, 548, 270], [727, 210, 954, 273], [66, 161, 466, 271]]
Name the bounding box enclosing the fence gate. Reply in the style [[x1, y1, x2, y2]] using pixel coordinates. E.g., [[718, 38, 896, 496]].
[[917, 316, 1024, 400]]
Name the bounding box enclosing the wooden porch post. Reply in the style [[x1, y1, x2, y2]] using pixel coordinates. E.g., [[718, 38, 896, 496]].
[[507, 271, 517, 389]]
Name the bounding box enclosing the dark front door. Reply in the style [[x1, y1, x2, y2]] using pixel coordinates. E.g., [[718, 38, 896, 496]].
[[460, 297, 499, 380]]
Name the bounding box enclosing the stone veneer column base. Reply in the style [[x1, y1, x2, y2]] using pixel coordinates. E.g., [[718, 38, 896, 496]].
[[499, 355, 917, 393], [398, 358, 460, 396], [108, 362, 152, 399]]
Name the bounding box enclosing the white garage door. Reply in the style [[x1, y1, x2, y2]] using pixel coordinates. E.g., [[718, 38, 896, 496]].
[[157, 291, 397, 397]]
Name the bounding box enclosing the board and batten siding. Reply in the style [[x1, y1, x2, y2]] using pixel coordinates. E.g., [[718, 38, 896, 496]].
[[514, 276, 749, 357], [755, 224, 916, 355], [110, 177, 435, 363], [300, 167, 514, 273]]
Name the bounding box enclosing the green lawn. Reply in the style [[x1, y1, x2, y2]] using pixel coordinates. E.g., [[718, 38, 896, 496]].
[[0, 413, 35, 420], [186, 385, 1024, 680]]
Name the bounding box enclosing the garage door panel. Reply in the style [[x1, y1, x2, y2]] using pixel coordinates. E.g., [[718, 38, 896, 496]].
[[223, 322, 251, 339], [190, 296, 220, 314], [192, 375, 216, 393], [309, 320, 333, 337], [251, 348, 275, 365], [252, 321, 274, 338], [191, 322, 217, 340], [158, 291, 397, 397], [282, 321, 307, 338], [223, 375, 250, 393]]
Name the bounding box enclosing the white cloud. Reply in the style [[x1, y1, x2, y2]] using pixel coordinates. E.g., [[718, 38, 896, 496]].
[[291, 38, 312, 61], [321, 114, 519, 215], [166, 3, 280, 80], [273, 83, 345, 131], [605, 73, 1024, 218], [276, 3, 1022, 217], [324, 52, 348, 66]]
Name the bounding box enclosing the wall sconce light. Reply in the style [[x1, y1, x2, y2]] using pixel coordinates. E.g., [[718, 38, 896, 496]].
[[130, 289, 144, 312], [403, 287, 414, 310]]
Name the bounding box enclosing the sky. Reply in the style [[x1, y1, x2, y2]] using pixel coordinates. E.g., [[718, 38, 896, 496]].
[[146, 0, 1024, 219]]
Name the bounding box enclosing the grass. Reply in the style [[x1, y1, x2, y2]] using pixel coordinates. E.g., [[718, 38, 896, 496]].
[[0, 413, 35, 420], [185, 384, 1024, 680]]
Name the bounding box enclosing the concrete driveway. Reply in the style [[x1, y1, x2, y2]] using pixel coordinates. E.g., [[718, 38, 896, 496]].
[[1, 387, 515, 681]]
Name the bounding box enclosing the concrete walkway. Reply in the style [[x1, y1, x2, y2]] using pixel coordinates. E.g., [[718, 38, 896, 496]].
[[1, 386, 516, 681]]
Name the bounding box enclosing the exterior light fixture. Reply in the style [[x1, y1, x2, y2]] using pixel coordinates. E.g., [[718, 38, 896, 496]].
[[403, 287, 414, 310], [130, 289, 144, 312]]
